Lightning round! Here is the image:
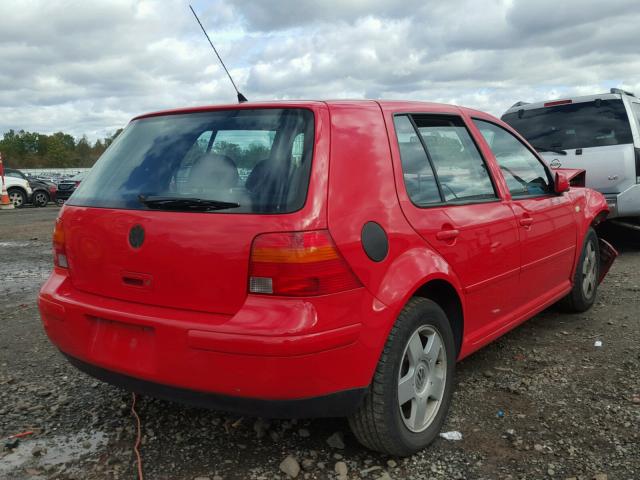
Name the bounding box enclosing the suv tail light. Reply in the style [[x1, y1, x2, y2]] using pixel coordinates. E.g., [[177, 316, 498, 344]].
[[635, 148, 640, 183], [544, 99, 572, 107], [53, 217, 68, 268], [249, 230, 362, 296]]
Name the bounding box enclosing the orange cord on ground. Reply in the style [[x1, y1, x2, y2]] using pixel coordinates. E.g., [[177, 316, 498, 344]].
[[131, 392, 144, 480]]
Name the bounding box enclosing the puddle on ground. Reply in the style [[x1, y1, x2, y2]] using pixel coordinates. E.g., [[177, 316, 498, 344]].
[[0, 241, 36, 248], [0, 430, 108, 476]]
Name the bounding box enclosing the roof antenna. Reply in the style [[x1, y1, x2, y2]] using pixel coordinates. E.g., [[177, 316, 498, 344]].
[[189, 4, 248, 103]]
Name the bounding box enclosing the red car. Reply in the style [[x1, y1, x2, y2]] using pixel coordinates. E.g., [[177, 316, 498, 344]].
[[38, 101, 616, 455]]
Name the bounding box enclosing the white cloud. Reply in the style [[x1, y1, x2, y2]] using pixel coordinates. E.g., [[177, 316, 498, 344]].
[[0, 0, 638, 141]]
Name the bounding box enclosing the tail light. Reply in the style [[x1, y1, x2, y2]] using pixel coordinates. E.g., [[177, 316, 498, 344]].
[[49, 185, 57, 193], [53, 217, 68, 268], [249, 230, 362, 296], [635, 148, 640, 183], [74, 181, 81, 187]]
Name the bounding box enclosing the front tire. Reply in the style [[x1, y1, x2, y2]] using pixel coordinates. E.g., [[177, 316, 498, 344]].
[[348, 298, 456, 456], [558, 228, 599, 312], [8, 188, 26, 208]]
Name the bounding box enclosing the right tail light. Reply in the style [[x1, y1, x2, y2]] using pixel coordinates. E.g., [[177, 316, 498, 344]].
[[248, 230, 362, 297]]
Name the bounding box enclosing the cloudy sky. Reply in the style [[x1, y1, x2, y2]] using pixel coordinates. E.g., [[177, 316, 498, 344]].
[[1, 0, 639, 141]]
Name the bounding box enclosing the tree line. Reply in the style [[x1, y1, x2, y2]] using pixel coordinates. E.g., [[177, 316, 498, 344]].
[[0, 128, 123, 169]]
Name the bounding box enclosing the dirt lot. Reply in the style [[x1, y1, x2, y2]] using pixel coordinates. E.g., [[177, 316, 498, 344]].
[[1, 206, 639, 480]]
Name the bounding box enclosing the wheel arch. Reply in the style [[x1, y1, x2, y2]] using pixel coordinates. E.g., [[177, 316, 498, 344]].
[[7, 185, 27, 195], [411, 279, 464, 358], [373, 246, 466, 360]]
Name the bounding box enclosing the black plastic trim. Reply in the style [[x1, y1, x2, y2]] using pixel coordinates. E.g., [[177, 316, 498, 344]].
[[64, 353, 367, 419]]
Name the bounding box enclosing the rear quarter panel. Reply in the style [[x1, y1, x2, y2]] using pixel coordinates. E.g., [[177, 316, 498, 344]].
[[325, 101, 466, 351]]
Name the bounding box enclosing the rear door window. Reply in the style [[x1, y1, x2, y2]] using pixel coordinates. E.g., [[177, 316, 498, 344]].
[[394, 114, 497, 204], [393, 115, 441, 206], [502, 99, 632, 151], [68, 109, 314, 214], [474, 119, 553, 197]]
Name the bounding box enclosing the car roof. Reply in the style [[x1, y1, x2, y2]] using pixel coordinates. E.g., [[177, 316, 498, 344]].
[[131, 100, 496, 122], [503, 92, 623, 115]]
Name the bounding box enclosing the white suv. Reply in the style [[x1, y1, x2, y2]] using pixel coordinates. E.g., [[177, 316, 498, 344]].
[[3, 173, 32, 207], [502, 88, 640, 224]]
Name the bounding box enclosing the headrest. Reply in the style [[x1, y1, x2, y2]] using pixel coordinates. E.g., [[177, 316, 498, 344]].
[[188, 153, 240, 190], [399, 141, 430, 174]]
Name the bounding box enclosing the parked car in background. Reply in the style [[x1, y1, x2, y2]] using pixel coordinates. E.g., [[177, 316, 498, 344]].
[[39, 100, 616, 456], [2, 170, 32, 207], [502, 88, 640, 227], [56, 172, 87, 204], [5, 168, 57, 207]]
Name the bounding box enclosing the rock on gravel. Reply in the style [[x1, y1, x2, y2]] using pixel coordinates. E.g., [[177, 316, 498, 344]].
[[326, 431, 345, 449], [334, 461, 348, 478], [279, 455, 300, 478]]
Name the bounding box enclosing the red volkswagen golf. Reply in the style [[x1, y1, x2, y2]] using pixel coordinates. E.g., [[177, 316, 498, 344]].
[[38, 100, 616, 455]]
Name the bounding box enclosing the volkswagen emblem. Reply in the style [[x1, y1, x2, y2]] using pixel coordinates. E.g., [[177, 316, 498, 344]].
[[129, 224, 145, 249], [550, 158, 561, 168]]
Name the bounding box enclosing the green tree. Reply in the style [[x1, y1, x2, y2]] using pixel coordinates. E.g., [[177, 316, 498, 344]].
[[0, 128, 122, 168]]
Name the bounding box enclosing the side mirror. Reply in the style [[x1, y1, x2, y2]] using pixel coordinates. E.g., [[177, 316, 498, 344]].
[[554, 171, 570, 194]]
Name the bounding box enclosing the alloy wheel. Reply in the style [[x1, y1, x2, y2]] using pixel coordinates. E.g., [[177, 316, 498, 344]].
[[9, 191, 23, 207], [582, 241, 597, 299], [34, 192, 48, 206], [398, 325, 447, 433]]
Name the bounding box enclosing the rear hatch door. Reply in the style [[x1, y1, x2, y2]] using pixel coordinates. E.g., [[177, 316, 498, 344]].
[[541, 144, 636, 193], [62, 105, 324, 316]]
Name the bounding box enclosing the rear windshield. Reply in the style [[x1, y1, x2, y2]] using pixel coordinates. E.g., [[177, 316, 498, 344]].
[[68, 108, 314, 213], [502, 99, 632, 150]]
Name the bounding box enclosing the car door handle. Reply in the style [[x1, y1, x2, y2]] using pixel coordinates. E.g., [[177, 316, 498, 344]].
[[519, 216, 533, 227], [436, 229, 460, 241]]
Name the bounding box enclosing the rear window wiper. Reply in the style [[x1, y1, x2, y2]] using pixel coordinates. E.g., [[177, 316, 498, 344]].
[[138, 195, 240, 211], [531, 145, 567, 155]]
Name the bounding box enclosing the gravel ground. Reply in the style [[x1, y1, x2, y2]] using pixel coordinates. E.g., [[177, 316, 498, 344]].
[[1, 206, 639, 480]]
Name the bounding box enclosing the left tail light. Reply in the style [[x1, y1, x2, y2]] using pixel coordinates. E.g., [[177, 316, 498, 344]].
[[53, 217, 68, 268], [248, 230, 362, 296]]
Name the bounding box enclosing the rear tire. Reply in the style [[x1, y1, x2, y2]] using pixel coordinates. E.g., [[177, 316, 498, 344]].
[[8, 188, 26, 208], [348, 297, 455, 456], [558, 228, 599, 313]]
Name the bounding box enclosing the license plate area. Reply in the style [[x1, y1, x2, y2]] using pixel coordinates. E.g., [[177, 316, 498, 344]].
[[87, 316, 157, 375]]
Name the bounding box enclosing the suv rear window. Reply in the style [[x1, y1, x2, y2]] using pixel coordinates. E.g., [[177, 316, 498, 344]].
[[69, 108, 314, 214], [502, 99, 632, 151]]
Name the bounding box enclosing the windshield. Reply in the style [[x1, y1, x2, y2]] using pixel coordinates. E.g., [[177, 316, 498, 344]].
[[502, 99, 632, 151], [68, 108, 314, 213]]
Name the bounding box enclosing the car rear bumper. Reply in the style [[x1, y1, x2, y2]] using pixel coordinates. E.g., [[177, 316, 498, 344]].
[[38, 270, 390, 413], [64, 353, 367, 418]]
